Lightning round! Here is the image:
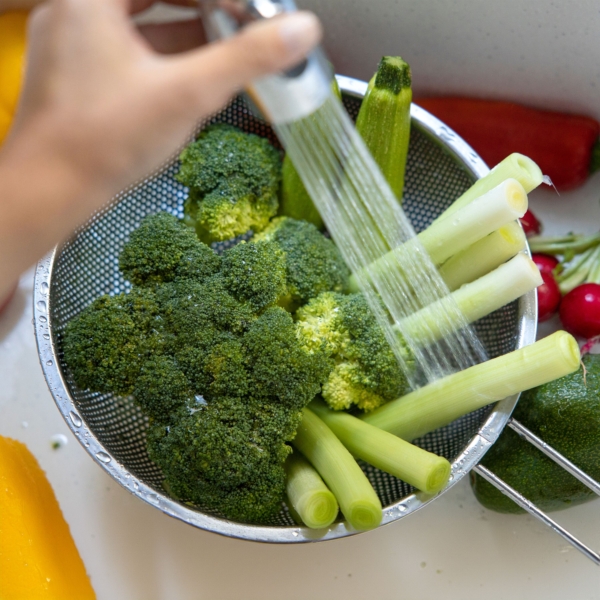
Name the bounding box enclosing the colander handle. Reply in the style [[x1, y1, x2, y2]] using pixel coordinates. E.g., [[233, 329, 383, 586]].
[[473, 417, 600, 566]]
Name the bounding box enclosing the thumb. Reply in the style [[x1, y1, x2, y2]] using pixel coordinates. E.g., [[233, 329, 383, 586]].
[[165, 11, 323, 116]]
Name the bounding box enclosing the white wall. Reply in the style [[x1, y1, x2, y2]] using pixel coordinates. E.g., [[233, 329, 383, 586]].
[[301, 0, 600, 119]]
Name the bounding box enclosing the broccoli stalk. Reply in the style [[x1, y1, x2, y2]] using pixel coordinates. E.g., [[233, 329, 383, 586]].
[[361, 331, 581, 441], [292, 408, 383, 531], [309, 399, 451, 495], [284, 451, 339, 529]]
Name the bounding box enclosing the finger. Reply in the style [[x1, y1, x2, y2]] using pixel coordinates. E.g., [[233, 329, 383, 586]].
[[129, 0, 197, 15], [138, 18, 205, 53], [166, 11, 322, 115]]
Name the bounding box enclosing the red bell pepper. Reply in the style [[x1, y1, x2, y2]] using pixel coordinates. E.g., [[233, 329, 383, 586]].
[[416, 97, 600, 190]]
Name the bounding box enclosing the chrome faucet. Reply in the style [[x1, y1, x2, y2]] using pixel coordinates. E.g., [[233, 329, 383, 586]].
[[198, 0, 332, 124]]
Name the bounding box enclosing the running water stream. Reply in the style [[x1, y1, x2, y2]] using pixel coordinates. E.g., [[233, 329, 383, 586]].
[[275, 89, 487, 390]]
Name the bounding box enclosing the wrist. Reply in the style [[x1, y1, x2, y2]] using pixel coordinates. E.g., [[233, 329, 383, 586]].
[[0, 122, 113, 287]]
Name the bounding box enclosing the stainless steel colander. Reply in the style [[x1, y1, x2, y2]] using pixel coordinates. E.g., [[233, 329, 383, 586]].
[[33, 75, 534, 543]]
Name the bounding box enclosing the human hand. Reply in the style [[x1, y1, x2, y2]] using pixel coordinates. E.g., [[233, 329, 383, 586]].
[[0, 0, 321, 297]]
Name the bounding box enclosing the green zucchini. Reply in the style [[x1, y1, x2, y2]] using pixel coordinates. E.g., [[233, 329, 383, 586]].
[[356, 56, 412, 204]]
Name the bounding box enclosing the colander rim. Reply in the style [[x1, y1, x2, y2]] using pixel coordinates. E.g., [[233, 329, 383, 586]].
[[33, 74, 537, 543]]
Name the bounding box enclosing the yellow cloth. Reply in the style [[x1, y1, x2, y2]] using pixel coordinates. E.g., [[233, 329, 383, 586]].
[[0, 11, 28, 145], [0, 436, 96, 599]]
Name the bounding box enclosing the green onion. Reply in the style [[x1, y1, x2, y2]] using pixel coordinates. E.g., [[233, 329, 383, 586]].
[[309, 399, 451, 495], [439, 222, 527, 291], [434, 153, 543, 224], [528, 232, 600, 257], [285, 451, 339, 529], [292, 408, 382, 531], [361, 331, 581, 441]]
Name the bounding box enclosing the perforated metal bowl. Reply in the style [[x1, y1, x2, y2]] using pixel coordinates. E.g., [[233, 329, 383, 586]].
[[33, 75, 536, 542]]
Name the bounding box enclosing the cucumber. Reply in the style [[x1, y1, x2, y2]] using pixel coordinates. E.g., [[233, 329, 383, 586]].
[[471, 353, 600, 513], [356, 56, 412, 204]]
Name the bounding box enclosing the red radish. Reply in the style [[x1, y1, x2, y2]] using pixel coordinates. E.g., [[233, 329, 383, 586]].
[[559, 283, 600, 338], [537, 271, 561, 322], [520, 209, 542, 237], [532, 253, 559, 275]]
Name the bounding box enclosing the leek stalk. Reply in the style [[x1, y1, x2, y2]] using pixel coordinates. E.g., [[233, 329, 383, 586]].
[[285, 451, 339, 529], [439, 222, 527, 291], [309, 399, 451, 495], [397, 253, 542, 345], [292, 408, 382, 531], [361, 331, 581, 441], [433, 153, 543, 224]]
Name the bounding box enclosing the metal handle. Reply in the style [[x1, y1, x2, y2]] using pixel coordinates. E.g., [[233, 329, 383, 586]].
[[473, 417, 600, 566], [197, 0, 332, 124]]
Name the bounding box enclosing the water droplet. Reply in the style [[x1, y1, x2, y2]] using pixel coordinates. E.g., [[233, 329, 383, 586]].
[[43, 333, 50, 340], [40, 282, 49, 295], [133, 481, 139, 490], [69, 411, 82, 428], [292, 531, 299, 537], [39, 315, 47, 323], [50, 434, 68, 450], [36, 300, 47, 312], [398, 504, 407, 512], [95, 451, 111, 464], [46, 360, 53, 366]]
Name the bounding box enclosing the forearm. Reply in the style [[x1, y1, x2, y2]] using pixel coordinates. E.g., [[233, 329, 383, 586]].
[[0, 128, 110, 298], [0, 0, 38, 12]]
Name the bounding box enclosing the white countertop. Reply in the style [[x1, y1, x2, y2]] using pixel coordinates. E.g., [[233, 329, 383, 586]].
[[2, 3, 600, 597], [1, 180, 600, 600]]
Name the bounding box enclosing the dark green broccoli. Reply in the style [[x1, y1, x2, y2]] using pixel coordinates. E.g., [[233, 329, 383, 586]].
[[253, 217, 350, 310], [134, 355, 192, 422], [63, 212, 328, 524], [119, 211, 221, 286], [62, 287, 166, 396], [176, 124, 281, 244], [472, 353, 600, 513], [147, 396, 299, 524], [243, 307, 329, 409], [220, 240, 287, 312], [295, 291, 409, 412]]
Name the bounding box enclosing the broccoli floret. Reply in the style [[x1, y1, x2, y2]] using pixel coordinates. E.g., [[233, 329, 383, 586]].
[[243, 307, 330, 409], [63, 212, 329, 524], [220, 240, 287, 312], [253, 217, 350, 310], [176, 124, 281, 244], [119, 212, 221, 286], [146, 396, 296, 523], [62, 287, 165, 395], [134, 355, 192, 421], [296, 292, 410, 412]]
